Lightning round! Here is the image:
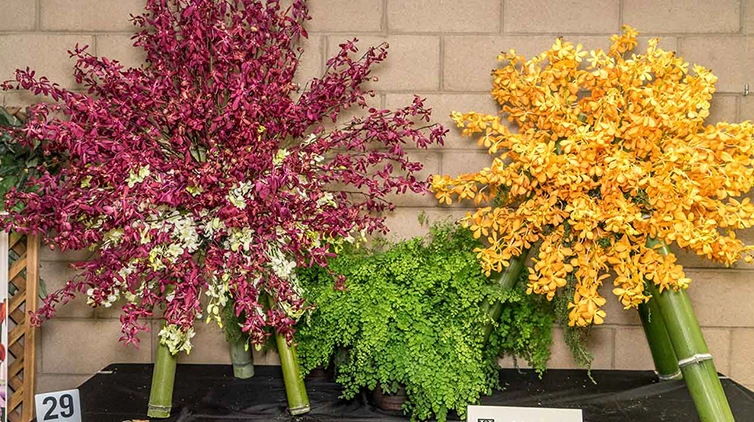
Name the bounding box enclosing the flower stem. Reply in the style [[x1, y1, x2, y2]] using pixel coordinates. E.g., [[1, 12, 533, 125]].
[[147, 338, 178, 418], [646, 238, 733, 422], [229, 336, 255, 379], [481, 249, 529, 343]]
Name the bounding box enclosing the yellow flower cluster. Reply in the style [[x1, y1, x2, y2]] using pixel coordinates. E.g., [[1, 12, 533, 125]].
[[432, 26, 754, 327]]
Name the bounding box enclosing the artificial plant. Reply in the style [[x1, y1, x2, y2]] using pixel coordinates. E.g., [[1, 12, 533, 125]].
[[432, 26, 753, 421], [0, 0, 445, 417], [296, 222, 554, 422]]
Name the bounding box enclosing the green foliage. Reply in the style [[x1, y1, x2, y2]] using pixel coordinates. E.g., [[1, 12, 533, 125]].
[[486, 267, 555, 375], [0, 108, 26, 207], [1, 107, 51, 298], [0, 107, 62, 211], [222, 298, 247, 344], [554, 277, 594, 370], [296, 223, 555, 422]]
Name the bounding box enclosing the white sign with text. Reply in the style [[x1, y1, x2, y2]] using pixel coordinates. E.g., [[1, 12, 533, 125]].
[[467, 405, 583, 422], [34, 389, 82, 422]]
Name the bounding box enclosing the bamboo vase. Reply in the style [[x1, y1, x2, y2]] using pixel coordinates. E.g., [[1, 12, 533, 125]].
[[266, 295, 310, 415], [645, 238, 734, 421], [481, 250, 529, 343], [229, 336, 255, 379], [147, 340, 178, 418]]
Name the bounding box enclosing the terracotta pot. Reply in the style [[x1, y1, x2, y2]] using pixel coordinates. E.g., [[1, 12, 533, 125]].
[[372, 384, 407, 412], [305, 364, 335, 382]]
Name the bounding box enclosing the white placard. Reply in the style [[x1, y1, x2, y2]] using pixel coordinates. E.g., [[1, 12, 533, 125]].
[[34, 389, 82, 422], [467, 405, 583, 422]]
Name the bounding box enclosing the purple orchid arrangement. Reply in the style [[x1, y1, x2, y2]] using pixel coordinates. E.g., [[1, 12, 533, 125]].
[[1, 0, 445, 354]]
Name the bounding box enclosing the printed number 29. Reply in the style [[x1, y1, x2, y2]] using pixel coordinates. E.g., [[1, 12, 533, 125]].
[[42, 394, 75, 420]]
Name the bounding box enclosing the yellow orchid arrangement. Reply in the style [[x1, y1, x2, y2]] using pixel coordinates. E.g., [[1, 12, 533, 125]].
[[432, 26, 754, 328]]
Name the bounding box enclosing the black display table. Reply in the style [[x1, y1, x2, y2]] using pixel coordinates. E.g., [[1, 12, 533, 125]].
[[55, 364, 754, 421]]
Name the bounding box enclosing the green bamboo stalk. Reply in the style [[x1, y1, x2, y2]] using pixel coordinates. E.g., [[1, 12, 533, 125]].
[[275, 330, 310, 415], [229, 336, 255, 379], [646, 238, 734, 422], [638, 298, 682, 380], [267, 296, 310, 415], [224, 296, 255, 379], [482, 250, 529, 343], [147, 339, 178, 418], [638, 238, 681, 381]]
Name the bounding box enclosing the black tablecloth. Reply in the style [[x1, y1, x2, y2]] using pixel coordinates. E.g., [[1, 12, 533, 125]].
[[60, 364, 754, 421]]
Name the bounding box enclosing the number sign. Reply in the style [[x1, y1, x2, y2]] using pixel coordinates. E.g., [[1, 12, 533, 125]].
[[467, 405, 583, 422], [34, 389, 82, 422]]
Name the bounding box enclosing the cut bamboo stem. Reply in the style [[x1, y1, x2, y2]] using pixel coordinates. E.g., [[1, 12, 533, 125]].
[[274, 329, 310, 415], [638, 298, 681, 380], [639, 237, 680, 382], [646, 238, 734, 422], [481, 250, 529, 343], [267, 296, 310, 415], [229, 336, 255, 379], [225, 296, 255, 379], [147, 339, 178, 418]]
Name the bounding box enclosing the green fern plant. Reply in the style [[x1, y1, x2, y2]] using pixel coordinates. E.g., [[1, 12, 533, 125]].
[[296, 222, 556, 422]]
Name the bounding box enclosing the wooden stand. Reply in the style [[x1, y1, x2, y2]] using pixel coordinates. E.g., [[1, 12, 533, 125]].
[[6, 233, 39, 422]]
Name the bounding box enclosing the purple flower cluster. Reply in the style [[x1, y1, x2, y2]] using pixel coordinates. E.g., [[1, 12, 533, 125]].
[[1, 0, 445, 350]]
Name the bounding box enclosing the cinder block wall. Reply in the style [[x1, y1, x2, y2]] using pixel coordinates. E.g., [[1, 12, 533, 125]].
[[2, 0, 754, 393]]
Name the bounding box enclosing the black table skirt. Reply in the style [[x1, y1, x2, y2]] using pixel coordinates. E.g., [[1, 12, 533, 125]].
[[56, 364, 754, 421]]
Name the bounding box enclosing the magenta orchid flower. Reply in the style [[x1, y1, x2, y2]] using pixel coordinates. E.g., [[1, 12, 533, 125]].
[[1, 0, 445, 353]]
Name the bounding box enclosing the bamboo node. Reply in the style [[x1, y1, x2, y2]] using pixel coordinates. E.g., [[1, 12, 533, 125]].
[[147, 403, 172, 418], [657, 370, 682, 380], [678, 353, 714, 368], [289, 404, 311, 416]]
